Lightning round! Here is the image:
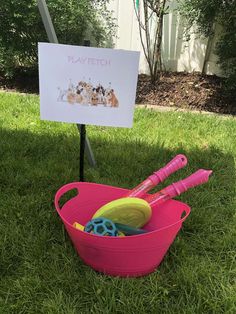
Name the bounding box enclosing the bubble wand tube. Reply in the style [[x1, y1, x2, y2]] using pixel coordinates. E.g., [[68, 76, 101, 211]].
[[144, 169, 212, 207], [127, 154, 188, 198]]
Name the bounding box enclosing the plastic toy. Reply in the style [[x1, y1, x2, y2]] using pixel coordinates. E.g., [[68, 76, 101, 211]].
[[73, 222, 84, 231], [73, 218, 125, 237], [126, 154, 187, 198], [73, 220, 146, 236], [93, 197, 152, 230], [93, 169, 212, 228], [115, 223, 147, 235], [84, 217, 119, 236]]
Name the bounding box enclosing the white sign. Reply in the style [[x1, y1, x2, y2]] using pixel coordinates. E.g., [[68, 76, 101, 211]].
[[38, 43, 140, 128]]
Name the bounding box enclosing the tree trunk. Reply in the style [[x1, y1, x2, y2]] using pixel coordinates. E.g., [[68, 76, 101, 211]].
[[133, 0, 167, 84]]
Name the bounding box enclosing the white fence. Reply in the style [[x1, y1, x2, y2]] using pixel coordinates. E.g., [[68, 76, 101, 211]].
[[108, 0, 221, 76]]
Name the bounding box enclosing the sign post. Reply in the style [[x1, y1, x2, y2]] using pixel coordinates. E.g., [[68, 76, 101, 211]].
[[78, 40, 90, 181], [38, 1, 140, 182], [37, 0, 96, 177]]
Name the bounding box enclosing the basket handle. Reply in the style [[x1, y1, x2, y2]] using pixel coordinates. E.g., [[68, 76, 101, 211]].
[[179, 205, 191, 223], [54, 182, 80, 214]]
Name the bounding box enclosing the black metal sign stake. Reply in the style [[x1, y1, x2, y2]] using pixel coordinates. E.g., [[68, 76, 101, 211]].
[[79, 124, 86, 181], [78, 39, 90, 181]]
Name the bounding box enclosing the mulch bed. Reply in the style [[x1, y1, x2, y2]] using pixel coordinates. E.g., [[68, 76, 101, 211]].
[[0, 69, 235, 115], [137, 72, 235, 115], [0, 69, 39, 95]]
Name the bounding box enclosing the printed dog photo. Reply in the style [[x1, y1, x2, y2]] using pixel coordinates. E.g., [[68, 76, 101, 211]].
[[57, 79, 119, 108]]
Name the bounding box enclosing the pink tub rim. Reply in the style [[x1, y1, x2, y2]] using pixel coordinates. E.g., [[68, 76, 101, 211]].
[[54, 181, 191, 239]]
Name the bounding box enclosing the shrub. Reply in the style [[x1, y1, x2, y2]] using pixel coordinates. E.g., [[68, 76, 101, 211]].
[[178, 0, 236, 98], [0, 0, 116, 77], [215, 3, 236, 96]]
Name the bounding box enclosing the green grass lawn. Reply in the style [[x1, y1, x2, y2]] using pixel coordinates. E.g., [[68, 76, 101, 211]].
[[0, 91, 235, 313]]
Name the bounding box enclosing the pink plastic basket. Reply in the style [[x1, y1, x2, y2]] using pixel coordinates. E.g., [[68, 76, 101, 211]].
[[54, 182, 191, 277]]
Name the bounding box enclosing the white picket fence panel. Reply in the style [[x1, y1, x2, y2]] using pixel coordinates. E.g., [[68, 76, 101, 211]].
[[108, 0, 221, 76]]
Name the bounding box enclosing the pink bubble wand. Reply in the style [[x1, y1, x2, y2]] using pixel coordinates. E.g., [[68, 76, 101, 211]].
[[127, 154, 188, 198]]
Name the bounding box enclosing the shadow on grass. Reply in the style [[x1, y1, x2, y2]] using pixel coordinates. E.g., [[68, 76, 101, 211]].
[[0, 126, 234, 191], [0, 127, 235, 278]]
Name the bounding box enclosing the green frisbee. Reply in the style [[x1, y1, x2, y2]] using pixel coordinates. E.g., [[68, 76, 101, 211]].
[[92, 197, 152, 228]]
